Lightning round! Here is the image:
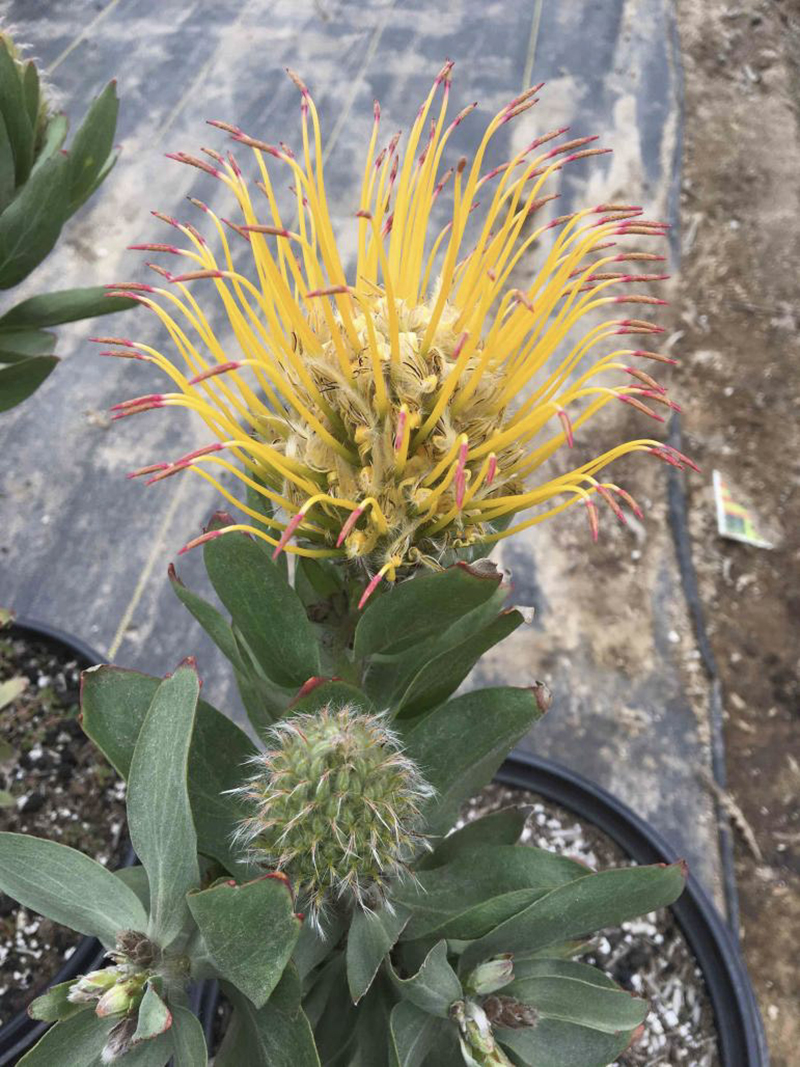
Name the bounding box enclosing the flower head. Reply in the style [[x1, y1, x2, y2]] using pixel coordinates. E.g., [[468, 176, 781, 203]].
[[233, 703, 432, 925], [110, 64, 694, 603]]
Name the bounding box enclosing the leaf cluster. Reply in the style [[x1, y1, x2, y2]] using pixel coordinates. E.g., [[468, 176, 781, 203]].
[[0, 40, 136, 412]]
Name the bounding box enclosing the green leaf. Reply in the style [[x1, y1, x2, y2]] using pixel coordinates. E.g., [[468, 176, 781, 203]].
[[294, 907, 346, 982], [0, 327, 56, 363], [0, 153, 68, 288], [347, 902, 410, 1003], [216, 969, 320, 1067], [204, 527, 320, 687], [289, 679, 374, 717], [0, 355, 58, 411], [22, 62, 39, 129], [295, 556, 343, 602], [403, 687, 545, 836], [0, 112, 15, 212], [27, 980, 90, 1022], [17, 1013, 115, 1065], [303, 952, 356, 1059], [421, 807, 527, 870], [505, 958, 646, 1033], [32, 112, 68, 174], [497, 1018, 633, 1067], [395, 846, 586, 942], [188, 874, 300, 1008], [388, 1000, 447, 1067], [354, 563, 503, 660], [127, 664, 200, 946], [460, 862, 687, 971], [81, 665, 255, 875], [171, 1005, 208, 1066], [132, 981, 172, 1043], [387, 940, 462, 1018], [168, 564, 245, 671], [0, 833, 147, 944], [0, 286, 137, 329], [0, 41, 33, 185], [396, 610, 524, 716], [67, 80, 119, 215]]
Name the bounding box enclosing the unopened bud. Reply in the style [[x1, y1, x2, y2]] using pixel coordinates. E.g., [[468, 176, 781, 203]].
[[101, 1017, 137, 1064], [465, 954, 514, 995], [67, 967, 122, 1004], [452, 999, 514, 1067], [95, 975, 146, 1018]]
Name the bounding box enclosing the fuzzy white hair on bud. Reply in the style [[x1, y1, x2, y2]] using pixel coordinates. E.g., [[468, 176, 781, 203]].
[[232, 703, 433, 925]]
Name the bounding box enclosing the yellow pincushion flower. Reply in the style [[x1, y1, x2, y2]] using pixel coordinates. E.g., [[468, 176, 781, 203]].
[[105, 64, 695, 606]]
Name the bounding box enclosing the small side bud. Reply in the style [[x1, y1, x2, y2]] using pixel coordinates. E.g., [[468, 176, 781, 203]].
[[465, 954, 514, 996]]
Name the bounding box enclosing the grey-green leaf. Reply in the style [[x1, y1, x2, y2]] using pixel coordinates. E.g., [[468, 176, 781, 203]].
[[347, 903, 410, 1003], [460, 862, 687, 971], [16, 1010, 114, 1066], [387, 940, 462, 1018], [421, 807, 528, 870], [171, 1005, 208, 1066], [215, 970, 320, 1067], [506, 958, 646, 1033], [204, 526, 320, 687], [497, 1017, 634, 1067], [132, 982, 172, 1043], [81, 665, 255, 876], [388, 1000, 447, 1067], [354, 563, 503, 660], [395, 846, 587, 942], [187, 875, 300, 1008], [127, 664, 200, 946], [0, 833, 147, 944], [403, 687, 545, 836], [27, 980, 90, 1022]]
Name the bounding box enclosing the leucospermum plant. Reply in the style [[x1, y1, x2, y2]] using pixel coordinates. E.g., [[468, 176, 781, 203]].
[[0, 67, 692, 1066]]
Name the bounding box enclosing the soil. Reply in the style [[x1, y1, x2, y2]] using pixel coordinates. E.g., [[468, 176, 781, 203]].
[[467, 784, 719, 1067], [670, 2, 800, 1063], [0, 629, 128, 1025]]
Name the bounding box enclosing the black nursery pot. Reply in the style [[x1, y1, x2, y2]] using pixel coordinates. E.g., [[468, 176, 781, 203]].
[[497, 751, 769, 1067], [0, 618, 132, 1067], [190, 752, 770, 1067]]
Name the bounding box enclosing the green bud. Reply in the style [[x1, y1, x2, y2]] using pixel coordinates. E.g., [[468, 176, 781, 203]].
[[451, 1000, 514, 1067], [67, 967, 123, 1005], [234, 703, 434, 925], [95, 974, 146, 1018], [465, 955, 514, 995]]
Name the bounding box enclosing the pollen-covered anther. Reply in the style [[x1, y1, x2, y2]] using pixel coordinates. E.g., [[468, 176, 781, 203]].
[[616, 394, 665, 422], [337, 506, 364, 547], [187, 361, 244, 385], [556, 408, 574, 447], [272, 509, 307, 559], [584, 497, 600, 542], [595, 484, 627, 525]]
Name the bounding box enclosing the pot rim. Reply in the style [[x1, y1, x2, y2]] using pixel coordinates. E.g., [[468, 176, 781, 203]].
[[497, 750, 769, 1067], [0, 617, 118, 1064]]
